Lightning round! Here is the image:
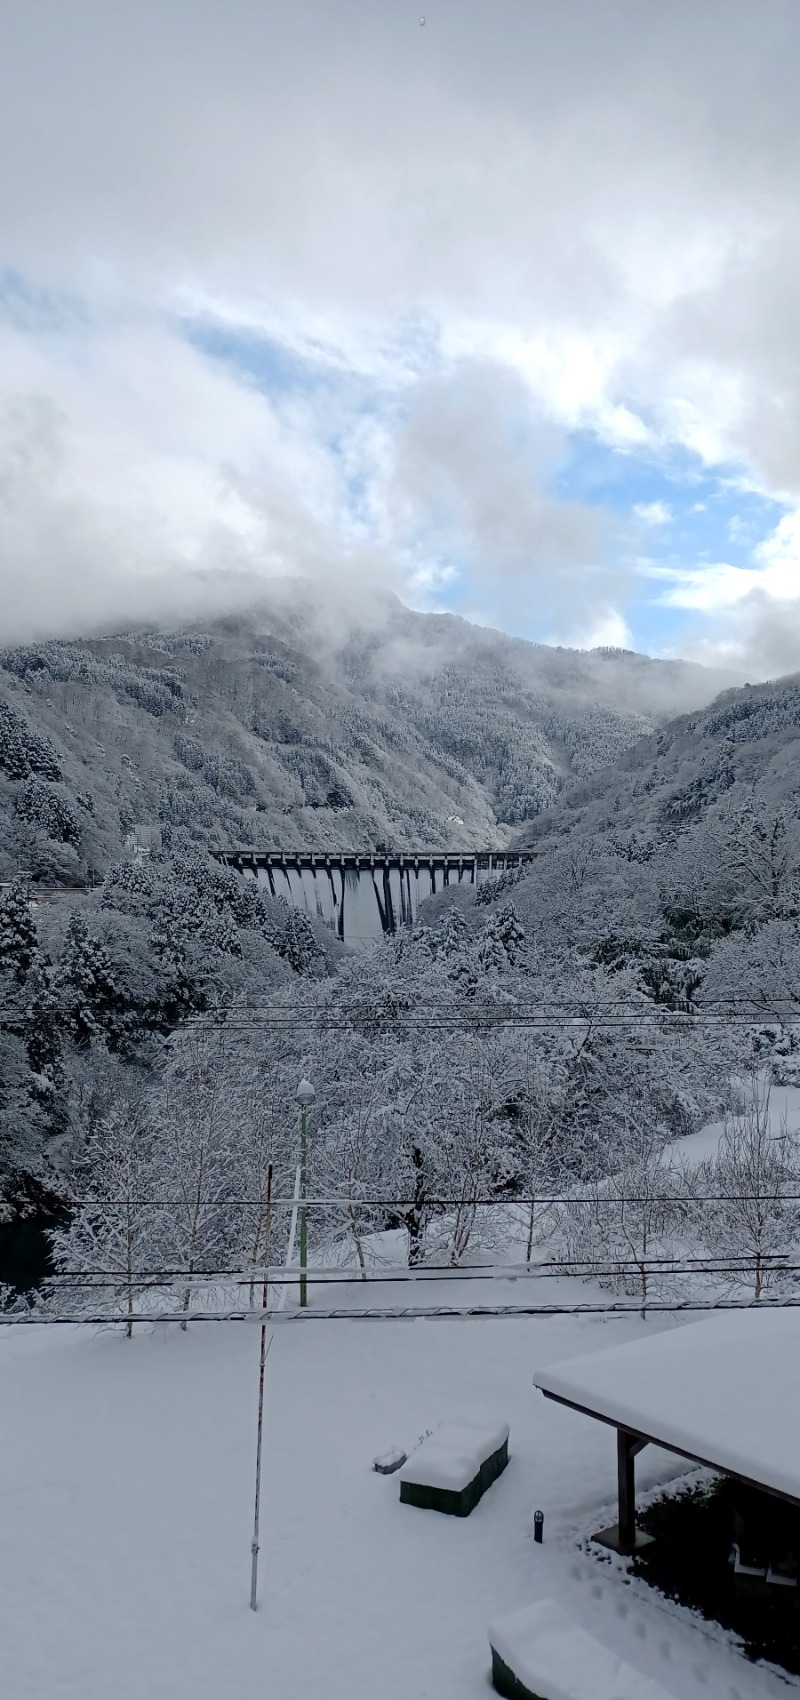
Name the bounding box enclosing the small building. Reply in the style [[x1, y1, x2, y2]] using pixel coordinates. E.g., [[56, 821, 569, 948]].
[[534, 1309, 800, 1584]]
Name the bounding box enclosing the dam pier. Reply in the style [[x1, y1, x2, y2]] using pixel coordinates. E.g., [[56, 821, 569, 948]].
[[211, 850, 535, 946]]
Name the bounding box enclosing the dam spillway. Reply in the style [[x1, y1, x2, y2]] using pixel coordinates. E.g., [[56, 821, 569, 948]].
[[211, 850, 535, 947]]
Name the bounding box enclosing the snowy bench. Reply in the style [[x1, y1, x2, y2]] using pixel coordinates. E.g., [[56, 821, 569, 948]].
[[488, 1600, 674, 1700], [398, 1419, 509, 1516]]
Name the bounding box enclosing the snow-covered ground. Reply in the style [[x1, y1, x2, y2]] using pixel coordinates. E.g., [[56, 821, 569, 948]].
[[667, 1082, 800, 1168], [2, 1271, 797, 1699]]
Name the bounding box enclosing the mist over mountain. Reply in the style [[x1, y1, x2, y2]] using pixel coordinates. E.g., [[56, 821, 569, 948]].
[[0, 583, 733, 885], [518, 668, 800, 854]]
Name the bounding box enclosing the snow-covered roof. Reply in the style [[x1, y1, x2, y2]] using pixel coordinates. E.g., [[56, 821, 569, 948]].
[[534, 1309, 800, 1503]]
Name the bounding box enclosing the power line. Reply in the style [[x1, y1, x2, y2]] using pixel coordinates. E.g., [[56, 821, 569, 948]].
[[45, 1250, 796, 1277], [41, 1260, 800, 1291], [1, 998, 797, 1022], [1, 994, 793, 1009], [59, 1190, 800, 1208], [5, 1296, 800, 1327]]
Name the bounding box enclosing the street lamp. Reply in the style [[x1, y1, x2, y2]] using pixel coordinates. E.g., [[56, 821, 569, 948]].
[[296, 1078, 316, 1308]]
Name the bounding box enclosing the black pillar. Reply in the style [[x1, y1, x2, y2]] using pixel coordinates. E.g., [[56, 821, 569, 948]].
[[617, 1429, 647, 1554]]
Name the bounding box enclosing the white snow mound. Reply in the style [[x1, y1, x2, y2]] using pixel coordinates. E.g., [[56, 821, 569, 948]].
[[399, 1419, 509, 1492], [488, 1599, 675, 1700]]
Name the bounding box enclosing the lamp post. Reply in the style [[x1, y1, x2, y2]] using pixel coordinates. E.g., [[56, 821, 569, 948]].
[[296, 1077, 316, 1308]]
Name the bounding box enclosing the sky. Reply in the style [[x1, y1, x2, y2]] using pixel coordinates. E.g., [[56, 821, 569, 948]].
[[1, 0, 799, 675]]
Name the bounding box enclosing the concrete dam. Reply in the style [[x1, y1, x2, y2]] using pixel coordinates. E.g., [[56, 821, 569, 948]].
[[211, 850, 535, 946]]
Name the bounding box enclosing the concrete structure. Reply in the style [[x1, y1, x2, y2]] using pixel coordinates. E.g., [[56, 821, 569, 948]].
[[211, 849, 535, 945]]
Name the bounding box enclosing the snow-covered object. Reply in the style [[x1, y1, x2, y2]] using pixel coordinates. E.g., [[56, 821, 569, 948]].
[[400, 1420, 509, 1492], [399, 1419, 510, 1515], [535, 1309, 800, 1502], [373, 1446, 407, 1475], [488, 1599, 674, 1700]]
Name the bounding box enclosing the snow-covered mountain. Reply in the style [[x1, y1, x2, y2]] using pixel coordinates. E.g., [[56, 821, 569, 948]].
[[517, 670, 800, 853], [0, 583, 731, 884], [1, 585, 797, 1270], [494, 668, 800, 1015]]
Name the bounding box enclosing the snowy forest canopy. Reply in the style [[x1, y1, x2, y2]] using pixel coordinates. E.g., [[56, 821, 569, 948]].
[[1, 596, 799, 1305]]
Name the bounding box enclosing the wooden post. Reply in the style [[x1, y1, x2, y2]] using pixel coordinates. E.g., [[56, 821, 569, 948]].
[[617, 1429, 647, 1554]]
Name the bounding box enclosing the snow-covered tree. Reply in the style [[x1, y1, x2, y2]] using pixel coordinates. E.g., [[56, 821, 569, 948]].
[[0, 879, 37, 985], [701, 917, 800, 1021], [56, 913, 121, 1048], [157, 1032, 242, 1325], [271, 905, 325, 977], [23, 955, 67, 1135], [480, 902, 527, 970], [690, 1077, 800, 1298], [557, 1113, 681, 1316], [50, 1097, 163, 1336], [0, 698, 61, 781]]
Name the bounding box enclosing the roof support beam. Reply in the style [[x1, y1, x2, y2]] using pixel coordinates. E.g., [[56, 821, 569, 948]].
[[540, 1385, 800, 1512]]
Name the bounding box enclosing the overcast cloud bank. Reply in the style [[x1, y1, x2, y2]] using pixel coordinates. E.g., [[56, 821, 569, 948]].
[[0, 1, 799, 672]]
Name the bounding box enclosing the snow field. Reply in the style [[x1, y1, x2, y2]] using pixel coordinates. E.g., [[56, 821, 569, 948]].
[[1, 1287, 797, 1700]]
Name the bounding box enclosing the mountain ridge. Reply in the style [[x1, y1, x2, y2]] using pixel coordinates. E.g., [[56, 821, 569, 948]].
[[0, 585, 735, 884]]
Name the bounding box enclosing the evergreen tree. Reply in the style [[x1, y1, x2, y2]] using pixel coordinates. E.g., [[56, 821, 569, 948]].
[[484, 901, 527, 968], [56, 913, 121, 1047], [24, 956, 67, 1133], [0, 879, 37, 985], [436, 908, 470, 958], [0, 699, 61, 781], [278, 908, 324, 976]]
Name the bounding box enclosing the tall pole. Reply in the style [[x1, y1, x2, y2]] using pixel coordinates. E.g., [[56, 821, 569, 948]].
[[299, 1105, 308, 1308], [295, 1078, 315, 1309], [250, 1164, 273, 1611]]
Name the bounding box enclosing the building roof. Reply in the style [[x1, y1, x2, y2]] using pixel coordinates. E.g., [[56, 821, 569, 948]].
[[534, 1308, 800, 1504]]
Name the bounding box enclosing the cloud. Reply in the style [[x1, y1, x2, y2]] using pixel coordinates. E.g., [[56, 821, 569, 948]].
[[679, 592, 800, 681], [634, 501, 671, 528], [548, 607, 634, 652], [0, 315, 387, 643], [651, 509, 800, 613], [1, 1, 800, 664], [652, 506, 800, 675], [386, 362, 618, 623], [0, 300, 621, 645]]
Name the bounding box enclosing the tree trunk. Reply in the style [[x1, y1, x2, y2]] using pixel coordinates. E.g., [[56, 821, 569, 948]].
[[406, 1145, 426, 1268], [525, 1198, 536, 1263], [345, 1203, 367, 1280]]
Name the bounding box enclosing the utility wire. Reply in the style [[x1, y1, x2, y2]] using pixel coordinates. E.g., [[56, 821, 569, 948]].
[[1, 999, 797, 1021], [45, 1250, 796, 1278], [6, 1296, 800, 1327], [0, 993, 794, 1011], [59, 1190, 800, 1208], [41, 1261, 800, 1291]]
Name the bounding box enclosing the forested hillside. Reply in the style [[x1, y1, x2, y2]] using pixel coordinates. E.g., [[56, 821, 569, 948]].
[[510, 670, 800, 1017], [0, 583, 726, 888], [2, 587, 783, 1277]]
